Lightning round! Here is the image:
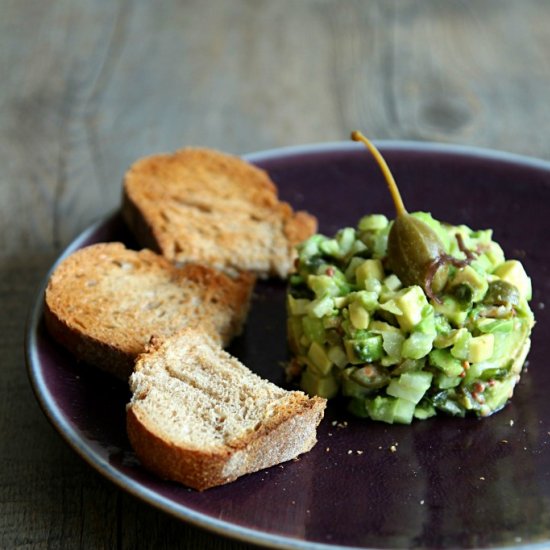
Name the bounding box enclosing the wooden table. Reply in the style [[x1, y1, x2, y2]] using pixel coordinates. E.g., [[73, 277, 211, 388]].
[[2, 1, 550, 548]]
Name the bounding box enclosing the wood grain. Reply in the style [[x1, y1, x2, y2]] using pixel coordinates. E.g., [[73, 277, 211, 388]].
[[2, 0, 550, 548]]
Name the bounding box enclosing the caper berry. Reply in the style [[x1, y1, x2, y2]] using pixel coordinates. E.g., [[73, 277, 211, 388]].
[[351, 131, 466, 301]]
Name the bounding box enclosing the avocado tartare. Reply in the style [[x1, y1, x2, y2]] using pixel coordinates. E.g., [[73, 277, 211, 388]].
[[286, 133, 535, 423]]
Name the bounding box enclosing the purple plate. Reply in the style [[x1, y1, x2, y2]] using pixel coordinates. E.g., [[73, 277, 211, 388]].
[[26, 142, 550, 549]]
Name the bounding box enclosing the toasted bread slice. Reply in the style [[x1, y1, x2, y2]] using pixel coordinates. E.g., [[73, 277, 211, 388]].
[[44, 243, 255, 379], [127, 328, 326, 490], [122, 147, 317, 278]]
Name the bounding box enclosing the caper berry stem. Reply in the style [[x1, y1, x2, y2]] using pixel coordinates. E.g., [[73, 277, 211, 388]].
[[351, 130, 407, 217]]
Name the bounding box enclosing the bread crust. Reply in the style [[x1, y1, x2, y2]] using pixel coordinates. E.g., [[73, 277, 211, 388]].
[[126, 328, 326, 490], [122, 147, 317, 278], [44, 242, 255, 379], [127, 383, 325, 491]]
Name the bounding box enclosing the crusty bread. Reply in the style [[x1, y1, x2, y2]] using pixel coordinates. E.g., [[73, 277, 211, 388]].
[[127, 328, 326, 490], [44, 242, 255, 379], [122, 147, 317, 278]]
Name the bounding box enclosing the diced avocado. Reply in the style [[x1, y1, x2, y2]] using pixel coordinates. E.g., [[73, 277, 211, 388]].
[[365, 396, 415, 424], [450, 328, 471, 360], [336, 227, 356, 255], [364, 278, 382, 295], [393, 398, 416, 424], [472, 241, 505, 273], [358, 214, 389, 231], [301, 316, 325, 344], [333, 296, 348, 308], [414, 401, 437, 420], [364, 396, 396, 423], [287, 294, 310, 316], [468, 334, 495, 363], [463, 359, 501, 385], [356, 259, 385, 287], [493, 260, 532, 301], [429, 349, 464, 377], [386, 371, 433, 404], [307, 274, 340, 298], [415, 305, 436, 337], [368, 320, 401, 334], [434, 327, 463, 349], [433, 296, 468, 327], [401, 332, 434, 360], [380, 354, 401, 367], [448, 265, 489, 303], [298, 234, 324, 258], [287, 317, 304, 354], [290, 207, 534, 423], [392, 286, 428, 332], [300, 367, 339, 399], [471, 254, 495, 275], [345, 334, 383, 363], [434, 372, 462, 389], [371, 223, 391, 259], [481, 377, 516, 415], [379, 298, 403, 316], [350, 239, 368, 257], [345, 257, 365, 281], [476, 318, 514, 334], [381, 331, 405, 359], [353, 290, 379, 312], [384, 274, 402, 292], [434, 313, 452, 334], [307, 341, 333, 375], [327, 344, 348, 368], [392, 358, 424, 375], [349, 301, 370, 329], [319, 238, 340, 257], [307, 296, 335, 318]]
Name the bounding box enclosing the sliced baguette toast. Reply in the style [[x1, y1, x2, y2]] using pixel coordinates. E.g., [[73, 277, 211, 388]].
[[122, 147, 317, 278], [44, 242, 255, 379], [127, 328, 326, 490]]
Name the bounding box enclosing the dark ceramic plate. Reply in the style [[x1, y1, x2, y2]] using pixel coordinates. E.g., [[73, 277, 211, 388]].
[[26, 142, 550, 549]]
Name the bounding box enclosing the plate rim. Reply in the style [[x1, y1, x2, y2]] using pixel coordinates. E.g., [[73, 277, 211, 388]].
[[25, 140, 550, 550], [244, 139, 550, 172]]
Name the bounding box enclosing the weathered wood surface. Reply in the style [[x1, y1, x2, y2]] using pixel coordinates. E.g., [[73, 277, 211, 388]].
[[2, 0, 550, 547]]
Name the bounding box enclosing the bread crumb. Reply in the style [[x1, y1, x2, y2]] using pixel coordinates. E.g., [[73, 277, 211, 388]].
[[510, 420, 515, 426], [501, 439, 508, 444], [390, 445, 397, 453], [356, 450, 363, 455], [326, 447, 330, 452], [420, 500, 425, 505], [480, 476, 485, 481], [347, 450, 353, 455]]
